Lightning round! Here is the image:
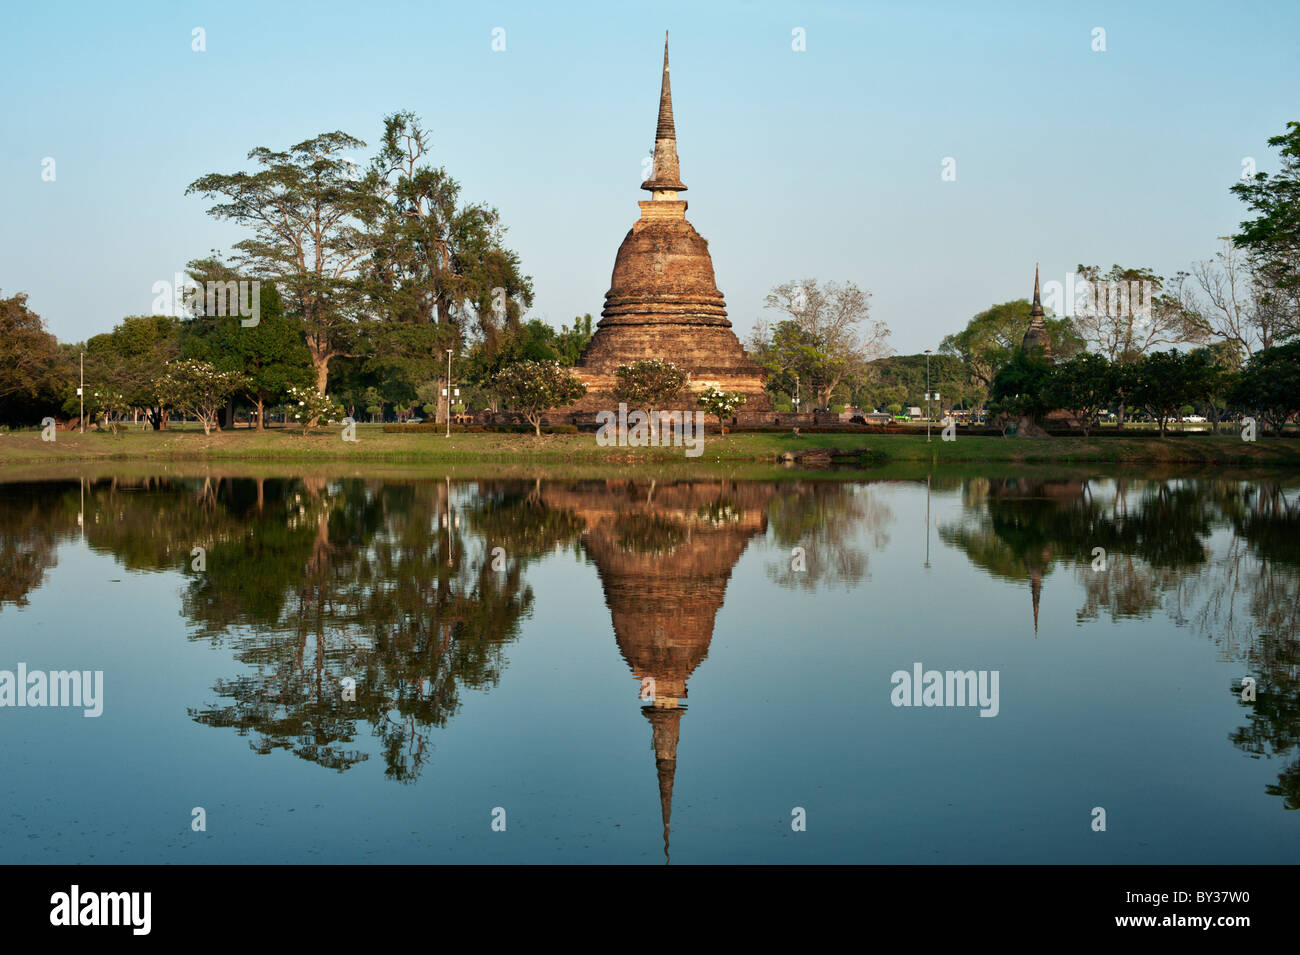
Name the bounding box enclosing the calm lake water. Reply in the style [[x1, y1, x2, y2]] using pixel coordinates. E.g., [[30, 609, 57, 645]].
[[1, 473, 1297, 864]]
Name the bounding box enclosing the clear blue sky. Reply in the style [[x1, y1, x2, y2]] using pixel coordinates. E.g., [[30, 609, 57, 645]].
[[2, 0, 1297, 353]]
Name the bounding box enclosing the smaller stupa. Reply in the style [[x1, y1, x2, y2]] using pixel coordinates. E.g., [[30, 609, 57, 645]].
[[1021, 265, 1053, 361]]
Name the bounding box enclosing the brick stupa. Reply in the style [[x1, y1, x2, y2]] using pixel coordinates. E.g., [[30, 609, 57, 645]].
[[1021, 265, 1053, 361], [562, 35, 772, 420]]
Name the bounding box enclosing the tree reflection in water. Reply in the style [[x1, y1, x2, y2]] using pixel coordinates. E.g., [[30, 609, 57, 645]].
[[941, 476, 1300, 808], [2, 474, 1298, 817], [763, 481, 893, 590]]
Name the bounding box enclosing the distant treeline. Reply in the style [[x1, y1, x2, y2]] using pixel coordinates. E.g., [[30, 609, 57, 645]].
[[2, 119, 1299, 433]]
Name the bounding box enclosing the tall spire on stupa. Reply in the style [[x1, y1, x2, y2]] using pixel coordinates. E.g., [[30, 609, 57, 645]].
[[641, 31, 687, 199], [1031, 571, 1042, 636], [646, 704, 681, 864], [1029, 542, 1053, 636], [1021, 263, 1053, 361], [655, 32, 675, 142]]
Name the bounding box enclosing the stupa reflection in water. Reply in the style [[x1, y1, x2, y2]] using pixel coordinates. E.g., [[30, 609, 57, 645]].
[[544, 480, 776, 862]]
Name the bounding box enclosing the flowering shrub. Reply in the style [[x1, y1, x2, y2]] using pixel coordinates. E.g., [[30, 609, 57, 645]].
[[697, 385, 747, 432], [612, 359, 688, 411], [285, 384, 345, 433], [492, 360, 586, 436], [155, 359, 250, 435], [87, 389, 129, 434]]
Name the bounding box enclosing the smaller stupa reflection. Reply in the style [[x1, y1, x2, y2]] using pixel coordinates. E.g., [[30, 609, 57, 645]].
[[963, 477, 1088, 636], [543, 480, 774, 862]]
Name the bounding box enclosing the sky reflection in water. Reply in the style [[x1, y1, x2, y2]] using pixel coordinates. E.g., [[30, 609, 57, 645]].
[[0, 474, 1297, 863]]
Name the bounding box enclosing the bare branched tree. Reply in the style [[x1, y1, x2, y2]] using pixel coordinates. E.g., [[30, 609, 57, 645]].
[[762, 279, 891, 408], [1179, 239, 1293, 356], [1071, 264, 1206, 362]]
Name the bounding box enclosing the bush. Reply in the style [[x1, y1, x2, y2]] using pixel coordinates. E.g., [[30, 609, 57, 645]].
[[1230, 341, 1300, 434], [492, 360, 587, 436], [612, 359, 688, 410], [697, 386, 747, 433], [990, 350, 1053, 422], [284, 384, 345, 433]]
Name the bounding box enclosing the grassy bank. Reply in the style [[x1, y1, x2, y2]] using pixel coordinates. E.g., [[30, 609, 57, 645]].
[[2, 423, 1298, 475]]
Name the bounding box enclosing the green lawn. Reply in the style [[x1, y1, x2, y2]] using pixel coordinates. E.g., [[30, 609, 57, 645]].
[[2, 423, 1298, 475]]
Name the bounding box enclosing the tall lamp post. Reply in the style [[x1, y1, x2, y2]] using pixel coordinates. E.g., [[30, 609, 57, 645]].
[[924, 349, 932, 443], [445, 349, 453, 438], [79, 351, 84, 434]]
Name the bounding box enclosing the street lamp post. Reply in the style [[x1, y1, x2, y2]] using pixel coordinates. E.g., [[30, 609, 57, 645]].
[[79, 351, 84, 434], [445, 349, 453, 438], [924, 349, 932, 443]]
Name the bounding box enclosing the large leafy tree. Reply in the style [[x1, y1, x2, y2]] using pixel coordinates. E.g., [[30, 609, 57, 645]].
[[1230, 341, 1300, 434], [1047, 352, 1114, 435], [358, 321, 458, 420], [989, 349, 1054, 425], [1066, 265, 1202, 429], [181, 268, 312, 429], [940, 300, 1081, 391], [1231, 121, 1300, 340], [83, 315, 181, 429], [186, 131, 378, 395], [1130, 350, 1201, 436], [855, 353, 979, 413], [460, 320, 564, 413], [365, 112, 533, 417], [0, 291, 67, 424], [759, 279, 890, 409], [553, 314, 594, 366], [1187, 343, 1240, 433], [748, 318, 817, 408]]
